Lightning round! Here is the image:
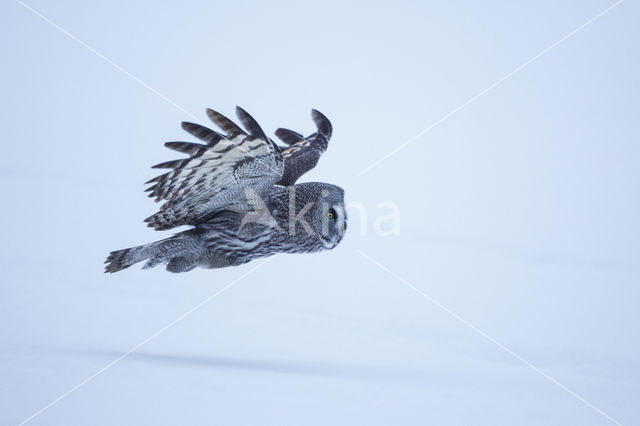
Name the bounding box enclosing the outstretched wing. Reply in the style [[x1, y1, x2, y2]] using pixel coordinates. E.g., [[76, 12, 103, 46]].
[[275, 109, 332, 186], [144, 107, 283, 230]]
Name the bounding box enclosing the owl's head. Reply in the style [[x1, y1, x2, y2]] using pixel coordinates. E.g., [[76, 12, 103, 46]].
[[311, 184, 347, 249], [280, 182, 347, 251]]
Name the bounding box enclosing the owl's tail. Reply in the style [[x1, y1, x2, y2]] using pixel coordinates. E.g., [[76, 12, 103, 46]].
[[104, 240, 163, 273], [104, 235, 199, 273]]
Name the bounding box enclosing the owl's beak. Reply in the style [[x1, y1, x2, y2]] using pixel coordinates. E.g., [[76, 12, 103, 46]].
[[319, 233, 339, 249]]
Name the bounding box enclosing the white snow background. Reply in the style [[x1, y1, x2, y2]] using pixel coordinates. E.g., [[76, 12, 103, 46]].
[[1, 0, 639, 425]]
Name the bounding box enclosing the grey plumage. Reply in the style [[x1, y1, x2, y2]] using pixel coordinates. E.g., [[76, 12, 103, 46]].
[[105, 107, 346, 273]]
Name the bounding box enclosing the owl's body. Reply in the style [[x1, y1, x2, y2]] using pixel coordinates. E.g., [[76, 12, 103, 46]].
[[105, 108, 346, 273]]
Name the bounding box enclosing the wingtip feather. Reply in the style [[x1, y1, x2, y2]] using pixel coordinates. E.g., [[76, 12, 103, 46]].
[[235, 106, 268, 141], [311, 109, 332, 139]]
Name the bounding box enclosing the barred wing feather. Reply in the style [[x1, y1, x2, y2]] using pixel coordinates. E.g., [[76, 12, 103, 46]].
[[144, 107, 283, 231]]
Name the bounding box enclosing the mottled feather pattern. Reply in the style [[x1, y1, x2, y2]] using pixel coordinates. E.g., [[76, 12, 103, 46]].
[[145, 134, 282, 230], [105, 107, 345, 273], [148, 136, 260, 201], [282, 140, 311, 158], [181, 122, 225, 143], [274, 128, 305, 145], [206, 108, 246, 137], [144, 107, 284, 231]]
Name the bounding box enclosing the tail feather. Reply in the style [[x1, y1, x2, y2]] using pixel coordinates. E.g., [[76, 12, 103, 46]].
[[105, 235, 200, 273], [104, 241, 163, 273]]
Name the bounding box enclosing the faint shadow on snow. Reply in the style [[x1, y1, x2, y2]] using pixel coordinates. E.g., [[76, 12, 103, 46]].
[[85, 349, 473, 387]]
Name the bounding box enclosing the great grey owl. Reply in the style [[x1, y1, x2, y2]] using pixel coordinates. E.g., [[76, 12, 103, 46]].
[[105, 107, 347, 273]]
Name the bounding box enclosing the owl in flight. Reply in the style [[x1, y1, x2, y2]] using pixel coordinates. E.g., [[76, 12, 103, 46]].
[[105, 107, 347, 273]]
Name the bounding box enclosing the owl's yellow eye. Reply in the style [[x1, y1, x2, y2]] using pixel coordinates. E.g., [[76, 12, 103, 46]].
[[327, 208, 336, 220]]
